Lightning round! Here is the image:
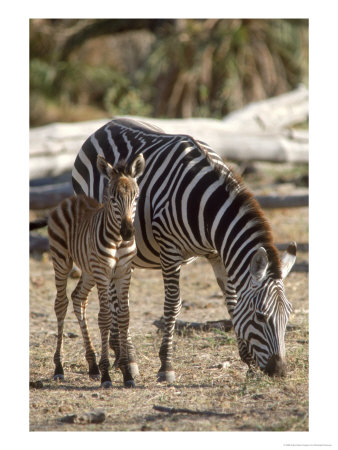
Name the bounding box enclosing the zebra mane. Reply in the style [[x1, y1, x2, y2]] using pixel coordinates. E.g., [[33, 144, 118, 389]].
[[204, 151, 282, 279]]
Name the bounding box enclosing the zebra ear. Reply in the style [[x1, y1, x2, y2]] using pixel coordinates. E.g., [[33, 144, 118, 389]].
[[280, 241, 297, 279], [129, 154, 145, 179], [97, 155, 115, 179], [250, 247, 269, 281]]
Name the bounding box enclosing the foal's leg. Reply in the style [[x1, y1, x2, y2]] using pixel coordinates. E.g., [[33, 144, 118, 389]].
[[109, 280, 139, 378], [108, 281, 120, 367], [94, 276, 113, 388], [71, 273, 99, 379], [51, 254, 73, 380], [114, 268, 135, 388]]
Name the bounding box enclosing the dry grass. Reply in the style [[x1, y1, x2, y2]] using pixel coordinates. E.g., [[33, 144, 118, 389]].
[[29, 203, 308, 431]]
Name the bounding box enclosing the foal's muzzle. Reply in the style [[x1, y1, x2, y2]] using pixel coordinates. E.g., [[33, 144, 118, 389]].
[[120, 219, 135, 241]]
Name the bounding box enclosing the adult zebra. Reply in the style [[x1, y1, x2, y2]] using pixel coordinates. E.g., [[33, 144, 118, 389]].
[[72, 117, 296, 382]]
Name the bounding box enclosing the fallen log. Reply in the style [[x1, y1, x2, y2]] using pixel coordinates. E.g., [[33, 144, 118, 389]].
[[153, 317, 233, 334], [255, 193, 308, 208], [276, 242, 308, 252], [30, 182, 73, 210], [30, 233, 49, 253], [29, 181, 309, 211], [291, 262, 309, 273], [153, 405, 235, 418], [221, 84, 308, 133], [29, 88, 309, 179], [30, 124, 308, 179]]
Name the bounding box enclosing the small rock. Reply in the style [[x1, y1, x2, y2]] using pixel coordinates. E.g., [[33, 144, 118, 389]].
[[60, 409, 106, 425], [209, 292, 223, 299], [30, 380, 44, 389], [66, 332, 78, 339], [77, 409, 106, 424], [252, 394, 264, 400], [217, 362, 230, 370], [60, 414, 77, 424]]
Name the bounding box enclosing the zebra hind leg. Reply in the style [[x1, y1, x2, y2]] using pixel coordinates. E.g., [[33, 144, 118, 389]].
[[71, 274, 100, 380], [52, 256, 73, 380]]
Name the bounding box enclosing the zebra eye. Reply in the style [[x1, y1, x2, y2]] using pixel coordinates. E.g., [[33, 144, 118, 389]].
[[255, 311, 266, 322]]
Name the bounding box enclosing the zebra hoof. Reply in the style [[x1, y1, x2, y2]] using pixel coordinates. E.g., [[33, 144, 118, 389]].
[[124, 380, 135, 388], [101, 381, 113, 389], [129, 362, 139, 378], [157, 371, 176, 383], [53, 374, 64, 381]]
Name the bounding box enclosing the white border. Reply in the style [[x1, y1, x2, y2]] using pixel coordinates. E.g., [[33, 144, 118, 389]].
[[2, 1, 337, 449]]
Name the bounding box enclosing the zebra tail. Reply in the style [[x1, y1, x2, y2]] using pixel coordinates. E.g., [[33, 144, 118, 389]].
[[29, 217, 48, 231]]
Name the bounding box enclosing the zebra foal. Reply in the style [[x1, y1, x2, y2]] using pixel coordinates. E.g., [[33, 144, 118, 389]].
[[48, 153, 145, 388]]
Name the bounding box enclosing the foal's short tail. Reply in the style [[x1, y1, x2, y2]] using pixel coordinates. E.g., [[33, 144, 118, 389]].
[[29, 217, 48, 231]]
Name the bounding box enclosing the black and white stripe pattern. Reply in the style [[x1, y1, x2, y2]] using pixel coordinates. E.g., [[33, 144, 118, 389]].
[[49, 154, 144, 388], [72, 118, 296, 381]]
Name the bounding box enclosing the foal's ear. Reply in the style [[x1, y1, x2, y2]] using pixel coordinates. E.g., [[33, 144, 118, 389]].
[[129, 154, 145, 179], [97, 155, 115, 179]]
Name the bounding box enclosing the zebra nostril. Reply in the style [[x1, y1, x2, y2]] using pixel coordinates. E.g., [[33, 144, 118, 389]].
[[264, 355, 287, 377]]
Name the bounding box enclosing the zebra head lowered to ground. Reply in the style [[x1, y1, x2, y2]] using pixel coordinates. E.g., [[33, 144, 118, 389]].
[[232, 243, 296, 376], [72, 117, 296, 382]]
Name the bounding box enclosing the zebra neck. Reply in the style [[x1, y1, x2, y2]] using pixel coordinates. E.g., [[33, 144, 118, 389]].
[[224, 253, 254, 295]]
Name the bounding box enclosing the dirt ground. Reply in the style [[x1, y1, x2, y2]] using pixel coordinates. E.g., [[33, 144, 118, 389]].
[[29, 163, 309, 433]]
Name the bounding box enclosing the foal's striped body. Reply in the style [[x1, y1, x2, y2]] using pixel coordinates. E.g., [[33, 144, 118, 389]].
[[48, 154, 145, 387]]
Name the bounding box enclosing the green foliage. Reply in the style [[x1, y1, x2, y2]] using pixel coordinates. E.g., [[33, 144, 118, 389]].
[[30, 19, 308, 126]]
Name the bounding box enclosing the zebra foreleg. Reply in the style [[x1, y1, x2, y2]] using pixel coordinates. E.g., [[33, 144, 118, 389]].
[[207, 255, 255, 371], [109, 281, 139, 378], [71, 274, 99, 380], [157, 263, 182, 383], [95, 280, 113, 388]]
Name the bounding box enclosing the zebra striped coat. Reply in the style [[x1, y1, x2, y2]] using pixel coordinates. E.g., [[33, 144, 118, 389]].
[[72, 117, 296, 382], [49, 154, 144, 388]]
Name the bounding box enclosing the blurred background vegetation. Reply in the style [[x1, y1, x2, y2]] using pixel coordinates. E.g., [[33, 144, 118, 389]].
[[30, 19, 308, 127]]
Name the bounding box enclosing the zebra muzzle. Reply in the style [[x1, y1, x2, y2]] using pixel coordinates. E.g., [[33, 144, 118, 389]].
[[120, 219, 135, 241], [264, 354, 287, 377]]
